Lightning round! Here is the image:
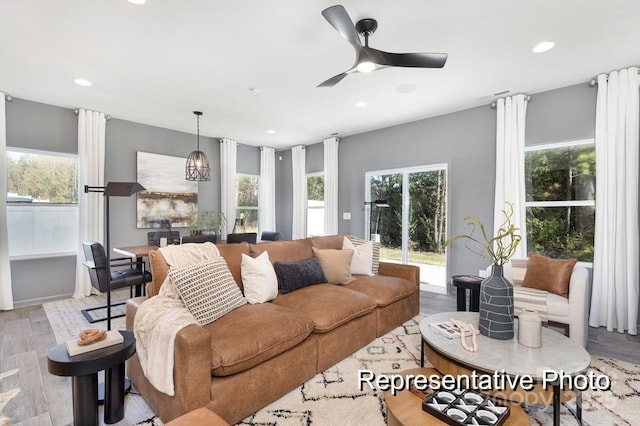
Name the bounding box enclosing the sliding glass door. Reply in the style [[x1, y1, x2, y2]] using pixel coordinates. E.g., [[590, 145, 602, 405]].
[[365, 165, 448, 289]]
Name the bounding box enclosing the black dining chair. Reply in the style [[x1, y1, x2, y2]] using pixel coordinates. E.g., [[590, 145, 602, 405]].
[[260, 231, 282, 241], [226, 233, 258, 244], [81, 241, 150, 324]]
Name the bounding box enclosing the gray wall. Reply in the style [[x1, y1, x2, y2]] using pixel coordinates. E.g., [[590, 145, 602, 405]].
[[6, 98, 78, 305], [105, 118, 221, 248], [5, 82, 598, 306], [275, 82, 598, 283], [337, 105, 496, 279], [5, 99, 263, 305]]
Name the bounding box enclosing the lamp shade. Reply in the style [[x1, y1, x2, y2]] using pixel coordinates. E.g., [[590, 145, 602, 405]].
[[103, 182, 146, 197], [186, 150, 211, 181], [186, 110, 211, 181]]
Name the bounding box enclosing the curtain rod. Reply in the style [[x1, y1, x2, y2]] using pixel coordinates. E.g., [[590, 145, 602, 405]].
[[589, 68, 640, 86], [4, 94, 12, 102], [490, 95, 531, 109], [73, 109, 111, 120]]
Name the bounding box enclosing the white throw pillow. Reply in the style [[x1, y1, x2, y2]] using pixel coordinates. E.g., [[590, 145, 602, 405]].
[[169, 257, 246, 326], [241, 251, 279, 304], [343, 236, 374, 276]]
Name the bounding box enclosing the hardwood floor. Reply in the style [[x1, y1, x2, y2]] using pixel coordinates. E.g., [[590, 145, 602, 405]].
[[1, 290, 639, 425]]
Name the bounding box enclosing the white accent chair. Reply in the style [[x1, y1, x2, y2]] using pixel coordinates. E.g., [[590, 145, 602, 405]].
[[486, 259, 590, 348]]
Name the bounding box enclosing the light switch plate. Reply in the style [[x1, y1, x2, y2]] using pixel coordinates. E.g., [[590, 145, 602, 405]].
[[343, 212, 351, 220]]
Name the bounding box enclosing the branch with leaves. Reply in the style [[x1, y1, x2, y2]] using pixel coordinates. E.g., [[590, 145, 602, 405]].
[[445, 202, 521, 265]]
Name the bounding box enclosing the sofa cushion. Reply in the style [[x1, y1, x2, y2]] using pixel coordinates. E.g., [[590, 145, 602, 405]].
[[312, 247, 355, 284], [522, 253, 577, 298], [343, 275, 415, 307], [310, 234, 345, 249], [347, 235, 381, 275], [204, 303, 314, 376], [241, 251, 278, 304], [274, 257, 327, 294], [273, 284, 377, 334], [169, 258, 247, 326], [342, 236, 374, 276], [249, 239, 313, 264]]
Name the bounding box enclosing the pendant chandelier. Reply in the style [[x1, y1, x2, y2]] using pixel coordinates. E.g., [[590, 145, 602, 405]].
[[185, 111, 211, 181]]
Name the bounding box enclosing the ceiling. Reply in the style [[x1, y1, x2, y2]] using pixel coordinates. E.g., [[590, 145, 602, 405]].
[[1, 1, 639, 150]]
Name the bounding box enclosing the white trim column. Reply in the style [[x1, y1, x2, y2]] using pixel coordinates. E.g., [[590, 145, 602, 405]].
[[291, 145, 307, 239]]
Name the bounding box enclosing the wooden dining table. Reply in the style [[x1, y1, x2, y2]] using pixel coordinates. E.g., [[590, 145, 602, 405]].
[[112, 245, 158, 296]]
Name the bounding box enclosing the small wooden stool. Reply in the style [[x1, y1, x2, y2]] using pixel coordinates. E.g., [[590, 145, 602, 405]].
[[165, 407, 229, 426]]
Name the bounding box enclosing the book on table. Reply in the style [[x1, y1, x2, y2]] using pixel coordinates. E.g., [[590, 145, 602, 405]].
[[66, 330, 124, 356], [429, 321, 479, 339]]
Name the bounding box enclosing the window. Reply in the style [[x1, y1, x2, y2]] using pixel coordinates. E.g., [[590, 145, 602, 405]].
[[306, 173, 324, 236], [235, 174, 259, 233], [365, 164, 448, 289], [525, 139, 595, 262], [6, 148, 79, 258]]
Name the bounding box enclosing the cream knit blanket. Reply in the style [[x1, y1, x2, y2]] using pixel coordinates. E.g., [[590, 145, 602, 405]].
[[133, 242, 220, 396]]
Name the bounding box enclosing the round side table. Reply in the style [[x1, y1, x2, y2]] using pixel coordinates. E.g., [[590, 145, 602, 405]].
[[451, 275, 483, 312], [47, 330, 136, 425]]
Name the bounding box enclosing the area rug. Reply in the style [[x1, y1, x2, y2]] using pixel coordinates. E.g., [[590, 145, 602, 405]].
[[43, 289, 130, 343], [44, 298, 639, 425]]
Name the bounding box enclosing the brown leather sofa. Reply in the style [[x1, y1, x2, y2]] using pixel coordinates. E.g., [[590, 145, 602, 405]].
[[125, 234, 420, 424]]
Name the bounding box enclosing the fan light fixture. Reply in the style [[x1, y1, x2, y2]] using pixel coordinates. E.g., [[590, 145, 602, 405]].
[[185, 111, 211, 181], [356, 61, 376, 73]]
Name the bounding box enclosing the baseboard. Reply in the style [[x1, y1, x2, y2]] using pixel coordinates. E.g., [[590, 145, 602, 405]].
[[14, 293, 75, 308]]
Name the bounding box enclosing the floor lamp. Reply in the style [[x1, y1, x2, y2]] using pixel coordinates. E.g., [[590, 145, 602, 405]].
[[364, 199, 390, 242], [84, 182, 145, 404], [84, 182, 145, 331]]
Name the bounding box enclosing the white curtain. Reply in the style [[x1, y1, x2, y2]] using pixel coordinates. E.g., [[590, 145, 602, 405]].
[[220, 138, 237, 237], [73, 109, 106, 298], [590, 67, 640, 334], [494, 94, 528, 259], [291, 145, 307, 239], [259, 147, 276, 235], [0, 93, 13, 310], [323, 137, 339, 235]]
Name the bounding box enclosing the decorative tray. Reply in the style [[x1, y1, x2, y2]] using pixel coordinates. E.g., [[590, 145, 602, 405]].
[[422, 388, 510, 425]]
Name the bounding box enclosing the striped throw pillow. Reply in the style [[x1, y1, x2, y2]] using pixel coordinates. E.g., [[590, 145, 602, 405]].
[[347, 235, 380, 275], [170, 258, 246, 326]]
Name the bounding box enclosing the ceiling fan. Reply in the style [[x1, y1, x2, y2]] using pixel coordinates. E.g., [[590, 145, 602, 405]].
[[318, 5, 448, 87]]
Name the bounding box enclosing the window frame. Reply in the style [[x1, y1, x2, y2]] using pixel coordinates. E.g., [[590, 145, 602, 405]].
[[524, 138, 595, 264], [6, 147, 79, 259]]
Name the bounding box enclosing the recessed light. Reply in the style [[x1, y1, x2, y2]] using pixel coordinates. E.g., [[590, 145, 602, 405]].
[[266, 130, 276, 134], [128, 0, 146, 4], [73, 78, 92, 87], [532, 41, 555, 53], [355, 101, 367, 108]]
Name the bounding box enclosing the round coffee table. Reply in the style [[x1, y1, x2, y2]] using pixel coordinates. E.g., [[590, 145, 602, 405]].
[[384, 367, 529, 425], [420, 312, 591, 425], [47, 330, 136, 425]]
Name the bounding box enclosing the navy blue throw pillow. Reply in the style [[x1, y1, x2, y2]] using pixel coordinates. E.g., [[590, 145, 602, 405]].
[[274, 257, 327, 294]]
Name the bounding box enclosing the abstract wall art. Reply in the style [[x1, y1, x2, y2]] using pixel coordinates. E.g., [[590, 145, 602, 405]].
[[136, 151, 198, 228]]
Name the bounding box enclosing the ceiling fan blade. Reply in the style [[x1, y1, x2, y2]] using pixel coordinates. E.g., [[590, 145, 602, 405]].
[[321, 5, 362, 51], [317, 71, 350, 88], [375, 50, 448, 68]]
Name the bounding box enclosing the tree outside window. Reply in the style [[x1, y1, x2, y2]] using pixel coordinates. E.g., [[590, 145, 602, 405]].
[[236, 175, 259, 233], [307, 173, 324, 236], [525, 140, 595, 262]]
